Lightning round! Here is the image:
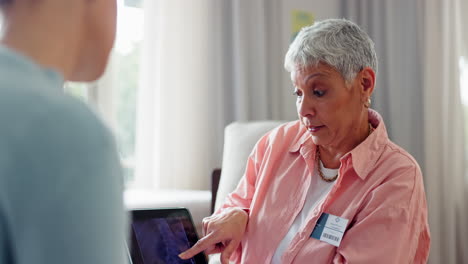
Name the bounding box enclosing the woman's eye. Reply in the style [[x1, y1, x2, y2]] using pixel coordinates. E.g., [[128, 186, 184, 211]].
[[313, 90, 325, 97], [293, 89, 303, 97]]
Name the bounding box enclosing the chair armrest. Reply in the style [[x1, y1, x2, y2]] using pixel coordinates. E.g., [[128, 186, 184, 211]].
[[211, 168, 222, 214]]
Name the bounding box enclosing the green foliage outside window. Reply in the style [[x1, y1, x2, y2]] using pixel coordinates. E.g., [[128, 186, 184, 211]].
[[114, 43, 139, 183]]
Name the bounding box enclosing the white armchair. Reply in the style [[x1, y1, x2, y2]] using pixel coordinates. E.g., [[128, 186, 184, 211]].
[[209, 120, 284, 264]]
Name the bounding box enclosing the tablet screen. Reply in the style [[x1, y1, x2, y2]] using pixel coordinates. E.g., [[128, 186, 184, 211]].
[[130, 208, 207, 264]]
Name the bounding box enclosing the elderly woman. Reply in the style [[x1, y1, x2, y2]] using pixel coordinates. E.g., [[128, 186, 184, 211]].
[[180, 18, 430, 263]]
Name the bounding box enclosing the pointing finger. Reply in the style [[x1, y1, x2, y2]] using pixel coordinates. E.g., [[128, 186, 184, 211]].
[[179, 233, 217, 259]]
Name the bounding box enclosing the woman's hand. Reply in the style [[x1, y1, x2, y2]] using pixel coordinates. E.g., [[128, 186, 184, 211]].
[[179, 207, 248, 264]]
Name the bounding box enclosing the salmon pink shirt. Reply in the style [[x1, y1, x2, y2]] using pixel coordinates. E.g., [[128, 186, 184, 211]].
[[217, 110, 430, 263]]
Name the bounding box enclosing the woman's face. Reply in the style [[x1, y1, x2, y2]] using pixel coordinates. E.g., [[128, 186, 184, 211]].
[[292, 63, 367, 149]]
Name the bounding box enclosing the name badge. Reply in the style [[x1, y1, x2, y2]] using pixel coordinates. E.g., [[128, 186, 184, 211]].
[[310, 213, 349, 247]]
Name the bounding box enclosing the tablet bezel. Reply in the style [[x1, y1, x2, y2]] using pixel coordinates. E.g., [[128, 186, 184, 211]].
[[130, 208, 208, 264]]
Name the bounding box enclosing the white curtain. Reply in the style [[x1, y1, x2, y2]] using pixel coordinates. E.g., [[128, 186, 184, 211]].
[[134, 0, 294, 190], [220, 0, 287, 122], [422, 0, 468, 263], [134, 0, 224, 190], [344, 0, 468, 263], [343, 0, 425, 166]]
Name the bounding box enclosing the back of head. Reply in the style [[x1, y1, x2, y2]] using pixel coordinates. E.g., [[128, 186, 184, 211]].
[[284, 18, 378, 82], [0, 0, 117, 82]]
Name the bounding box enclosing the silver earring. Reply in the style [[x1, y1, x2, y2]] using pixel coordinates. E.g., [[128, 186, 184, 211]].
[[365, 98, 371, 108]]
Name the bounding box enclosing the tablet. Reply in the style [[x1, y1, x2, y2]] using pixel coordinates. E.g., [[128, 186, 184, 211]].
[[129, 208, 208, 264]]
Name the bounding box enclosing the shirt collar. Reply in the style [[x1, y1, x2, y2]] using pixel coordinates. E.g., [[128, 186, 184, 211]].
[[343, 109, 389, 180], [288, 124, 310, 153], [288, 109, 389, 180]]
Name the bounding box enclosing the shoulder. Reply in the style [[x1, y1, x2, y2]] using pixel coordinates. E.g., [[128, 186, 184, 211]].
[[0, 81, 119, 183], [0, 60, 112, 141], [1, 88, 112, 147], [245, 120, 305, 167], [378, 141, 422, 180], [255, 120, 304, 149], [0, 48, 111, 144], [365, 141, 425, 210], [0, 88, 123, 219], [0, 49, 120, 186]]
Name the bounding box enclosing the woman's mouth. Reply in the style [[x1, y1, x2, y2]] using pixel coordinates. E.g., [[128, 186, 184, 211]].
[[308, 125, 325, 132]]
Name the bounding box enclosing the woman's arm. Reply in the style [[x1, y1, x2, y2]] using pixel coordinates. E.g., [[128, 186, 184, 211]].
[[180, 135, 269, 263]]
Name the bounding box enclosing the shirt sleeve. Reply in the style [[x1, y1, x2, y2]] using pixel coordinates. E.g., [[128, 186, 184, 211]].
[[5, 102, 128, 264], [332, 165, 430, 264], [215, 156, 256, 214], [214, 133, 268, 215], [212, 134, 269, 262]]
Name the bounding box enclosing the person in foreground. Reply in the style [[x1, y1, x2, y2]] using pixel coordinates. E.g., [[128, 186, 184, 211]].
[[180, 18, 430, 263], [0, 0, 126, 263]]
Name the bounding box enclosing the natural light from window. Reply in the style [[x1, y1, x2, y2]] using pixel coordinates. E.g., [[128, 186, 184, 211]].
[[64, 0, 143, 184], [113, 0, 143, 184], [115, 0, 143, 56], [461, 57, 468, 105], [461, 56, 468, 176]]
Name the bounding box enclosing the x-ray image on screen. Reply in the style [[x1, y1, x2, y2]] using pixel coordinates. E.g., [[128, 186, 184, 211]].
[[131, 217, 196, 264]]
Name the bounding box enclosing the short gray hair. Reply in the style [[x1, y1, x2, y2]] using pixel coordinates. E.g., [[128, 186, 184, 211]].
[[284, 18, 378, 82]]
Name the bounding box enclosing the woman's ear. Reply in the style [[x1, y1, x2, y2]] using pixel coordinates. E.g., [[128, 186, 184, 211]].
[[360, 67, 375, 91], [359, 67, 376, 104]]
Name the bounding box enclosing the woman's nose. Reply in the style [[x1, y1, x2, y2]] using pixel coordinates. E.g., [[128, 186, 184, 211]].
[[297, 96, 315, 117]]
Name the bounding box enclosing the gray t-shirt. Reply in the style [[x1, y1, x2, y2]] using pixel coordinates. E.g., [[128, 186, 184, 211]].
[[0, 46, 127, 264]]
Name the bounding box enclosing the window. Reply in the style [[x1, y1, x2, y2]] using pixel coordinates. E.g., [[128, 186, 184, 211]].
[[64, 82, 89, 102], [107, 0, 143, 184], [65, 0, 143, 185]]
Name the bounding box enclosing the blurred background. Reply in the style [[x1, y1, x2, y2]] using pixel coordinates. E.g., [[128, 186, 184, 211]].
[[3, 0, 467, 263]]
